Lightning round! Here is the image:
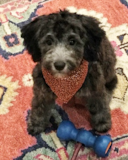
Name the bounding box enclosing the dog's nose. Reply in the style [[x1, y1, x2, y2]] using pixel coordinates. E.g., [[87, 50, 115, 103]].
[[54, 61, 66, 71]]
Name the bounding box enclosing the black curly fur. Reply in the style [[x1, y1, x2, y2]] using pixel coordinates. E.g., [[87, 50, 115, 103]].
[[21, 10, 117, 136]]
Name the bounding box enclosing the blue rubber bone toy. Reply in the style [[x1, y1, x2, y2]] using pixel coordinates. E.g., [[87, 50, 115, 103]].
[[57, 120, 112, 158]]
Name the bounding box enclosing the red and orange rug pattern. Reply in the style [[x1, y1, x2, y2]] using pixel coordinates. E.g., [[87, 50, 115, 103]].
[[0, 0, 128, 160]]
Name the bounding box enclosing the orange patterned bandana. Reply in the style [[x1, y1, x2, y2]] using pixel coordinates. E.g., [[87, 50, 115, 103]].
[[42, 60, 88, 106]]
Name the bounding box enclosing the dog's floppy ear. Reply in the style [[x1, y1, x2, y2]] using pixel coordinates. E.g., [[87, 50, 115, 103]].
[[21, 17, 44, 62], [79, 16, 105, 62]]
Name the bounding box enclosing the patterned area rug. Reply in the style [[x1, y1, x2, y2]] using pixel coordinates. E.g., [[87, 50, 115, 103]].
[[0, 0, 14, 5], [0, 0, 128, 160]]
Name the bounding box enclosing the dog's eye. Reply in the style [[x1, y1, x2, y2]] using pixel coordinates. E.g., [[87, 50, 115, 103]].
[[69, 39, 76, 46], [46, 39, 53, 46]]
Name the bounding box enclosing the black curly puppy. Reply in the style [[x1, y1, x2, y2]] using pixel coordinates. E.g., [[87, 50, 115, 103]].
[[21, 10, 117, 136]]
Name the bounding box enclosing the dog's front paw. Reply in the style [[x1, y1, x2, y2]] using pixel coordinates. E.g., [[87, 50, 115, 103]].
[[91, 113, 112, 133], [27, 117, 49, 136], [93, 121, 111, 133], [27, 122, 43, 136]]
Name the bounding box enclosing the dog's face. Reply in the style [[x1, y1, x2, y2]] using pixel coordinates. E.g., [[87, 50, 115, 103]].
[[38, 25, 85, 77], [21, 10, 105, 77]]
